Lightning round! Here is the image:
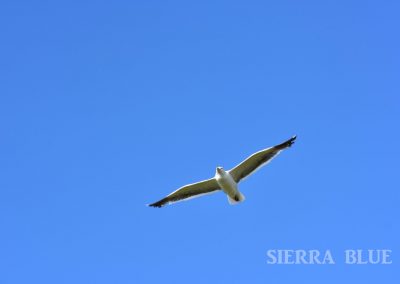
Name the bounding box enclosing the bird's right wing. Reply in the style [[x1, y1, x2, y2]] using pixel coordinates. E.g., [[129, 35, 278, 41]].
[[148, 178, 220, 208], [229, 136, 296, 183]]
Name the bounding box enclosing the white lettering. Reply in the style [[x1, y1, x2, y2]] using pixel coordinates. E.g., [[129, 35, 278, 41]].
[[345, 249, 357, 264], [309, 250, 321, 264], [382, 249, 392, 264], [295, 250, 307, 264], [322, 250, 335, 264], [267, 250, 277, 264]]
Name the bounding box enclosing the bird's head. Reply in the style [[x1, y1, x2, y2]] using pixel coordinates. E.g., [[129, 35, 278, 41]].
[[216, 167, 225, 175]]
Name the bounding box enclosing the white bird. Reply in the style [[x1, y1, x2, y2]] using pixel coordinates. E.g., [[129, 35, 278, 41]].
[[148, 136, 297, 208]]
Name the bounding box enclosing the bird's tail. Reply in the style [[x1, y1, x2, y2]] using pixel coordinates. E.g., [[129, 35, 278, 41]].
[[227, 192, 246, 205]]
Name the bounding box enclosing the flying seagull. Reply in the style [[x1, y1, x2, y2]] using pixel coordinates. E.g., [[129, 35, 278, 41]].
[[148, 135, 297, 208]]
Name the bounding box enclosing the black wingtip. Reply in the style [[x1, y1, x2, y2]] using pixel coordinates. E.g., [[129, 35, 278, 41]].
[[147, 199, 166, 208], [275, 135, 297, 150], [287, 135, 297, 146]]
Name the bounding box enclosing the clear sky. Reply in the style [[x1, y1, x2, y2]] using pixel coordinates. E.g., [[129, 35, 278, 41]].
[[1, 0, 399, 283]]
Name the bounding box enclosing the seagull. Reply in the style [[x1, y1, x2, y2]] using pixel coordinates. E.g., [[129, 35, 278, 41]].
[[148, 135, 297, 208]]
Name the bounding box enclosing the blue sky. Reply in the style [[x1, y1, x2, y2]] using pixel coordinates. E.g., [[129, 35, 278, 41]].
[[1, 0, 399, 283]]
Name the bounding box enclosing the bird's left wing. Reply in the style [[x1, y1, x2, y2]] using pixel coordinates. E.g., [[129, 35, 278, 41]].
[[148, 178, 220, 208], [229, 136, 296, 183]]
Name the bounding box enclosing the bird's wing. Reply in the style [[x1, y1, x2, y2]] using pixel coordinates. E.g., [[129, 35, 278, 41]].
[[148, 178, 220, 208], [228, 136, 297, 183]]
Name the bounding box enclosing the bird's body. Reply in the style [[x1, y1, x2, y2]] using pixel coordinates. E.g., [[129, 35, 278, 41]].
[[215, 167, 244, 204], [148, 135, 297, 208]]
